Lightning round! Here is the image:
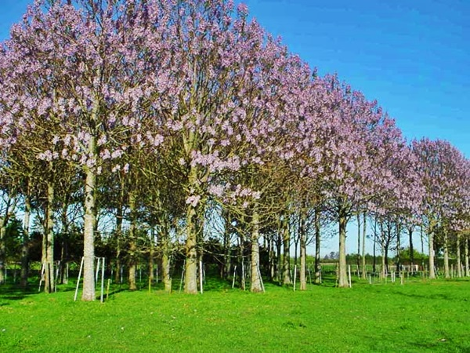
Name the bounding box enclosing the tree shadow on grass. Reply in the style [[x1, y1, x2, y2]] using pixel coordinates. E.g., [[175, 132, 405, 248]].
[[0, 286, 37, 301], [391, 290, 469, 303]]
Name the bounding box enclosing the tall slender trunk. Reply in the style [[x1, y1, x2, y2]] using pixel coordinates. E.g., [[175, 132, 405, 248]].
[[45, 182, 55, 293], [357, 213, 361, 270], [149, 226, 155, 283], [162, 235, 172, 293], [408, 226, 414, 266], [361, 212, 367, 279], [293, 221, 299, 267], [372, 219, 377, 273], [59, 201, 69, 284], [456, 233, 461, 278], [396, 222, 401, 271], [420, 225, 424, 264], [238, 233, 246, 290], [299, 205, 307, 291], [184, 167, 199, 294], [269, 236, 276, 281], [0, 194, 14, 284], [338, 205, 348, 287], [381, 221, 386, 277], [428, 224, 436, 279], [128, 189, 137, 290], [222, 210, 231, 279], [443, 227, 450, 278], [0, 222, 6, 284], [314, 207, 321, 284], [275, 236, 281, 282], [114, 180, 124, 283], [465, 237, 469, 277], [20, 188, 31, 288], [161, 216, 172, 293], [281, 214, 291, 285], [250, 205, 262, 292], [82, 135, 97, 301]]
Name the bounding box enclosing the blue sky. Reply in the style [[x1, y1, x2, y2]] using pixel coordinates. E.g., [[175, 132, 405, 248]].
[[1, 0, 468, 255], [242, 0, 470, 157]]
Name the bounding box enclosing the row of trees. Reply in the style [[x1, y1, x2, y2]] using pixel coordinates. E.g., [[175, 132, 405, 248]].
[[0, 0, 469, 300]]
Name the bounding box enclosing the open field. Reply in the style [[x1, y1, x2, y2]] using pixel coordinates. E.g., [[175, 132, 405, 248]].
[[1, 277, 469, 353]]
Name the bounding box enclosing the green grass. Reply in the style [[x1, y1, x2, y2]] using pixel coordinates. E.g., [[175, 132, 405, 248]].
[[1, 277, 470, 352]]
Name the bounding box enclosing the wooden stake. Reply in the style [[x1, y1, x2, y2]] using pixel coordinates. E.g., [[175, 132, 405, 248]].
[[100, 258, 105, 303], [38, 262, 46, 292], [293, 265, 297, 291], [74, 257, 84, 301], [95, 257, 100, 284], [232, 266, 237, 289]]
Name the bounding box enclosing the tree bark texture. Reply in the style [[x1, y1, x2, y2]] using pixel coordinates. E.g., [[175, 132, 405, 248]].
[[314, 207, 321, 284], [82, 137, 97, 301], [45, 182, 55, 293], [338, 206, 348, 288], [250, 206, 263, 292], [281, 214, 291, 285]]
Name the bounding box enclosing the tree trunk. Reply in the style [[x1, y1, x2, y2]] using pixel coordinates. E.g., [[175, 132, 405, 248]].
[[250, 205, 263, 292], [149, 226, 155, 283], [314, 207, 321, 284], [162, 247, 172, 293], [268, 235, 275, 281], [465, 237, 469, 277], [381, 221, 386, 277], [238, 233, 246, 290], [408, 226, 414, 267], [0, 223, 6, 284], [222, 210, 231, 279], [45, 182, 55, 293], [59, 202, 69, 284], [428, 225, 436, 279], [396, 222, 401, 271], [128, 190, 137, 291], [184, 170, 199, 294], [299, 206, 307, 291], [276, 233, 282, 283], [20, 189, 31, 288], [161, 218, 172, 293], [82, 144, 96, 301], [338, 206, 348, 287], [443, 227, 450, 278], [456, 233, 461, 278], [0, 195, 14, 284], [361, 212, 367, 279], [357, 213, 361, 271], [281, 214, 291, 285], [114, 182, 124, 284]]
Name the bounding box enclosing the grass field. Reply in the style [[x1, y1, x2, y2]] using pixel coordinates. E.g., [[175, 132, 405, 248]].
[[1, 276, 469, 352]]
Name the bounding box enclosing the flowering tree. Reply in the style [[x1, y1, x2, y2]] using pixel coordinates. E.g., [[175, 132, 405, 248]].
[[0, 0, 159, 299], [413, 139, 470, 278]]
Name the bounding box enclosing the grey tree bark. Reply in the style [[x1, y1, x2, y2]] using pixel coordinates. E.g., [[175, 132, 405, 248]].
[[314, 207, 321, 284], [250, 206, 263, 292], [82, 135, 97, 301], [338, 206, 349, 288], [45, 182, 55, 293], [281, 214, 291, 286], [20, 187, 31, 288]]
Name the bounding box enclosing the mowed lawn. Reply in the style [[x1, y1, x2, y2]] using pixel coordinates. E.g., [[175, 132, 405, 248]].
[[1, 278, 469, 352]]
